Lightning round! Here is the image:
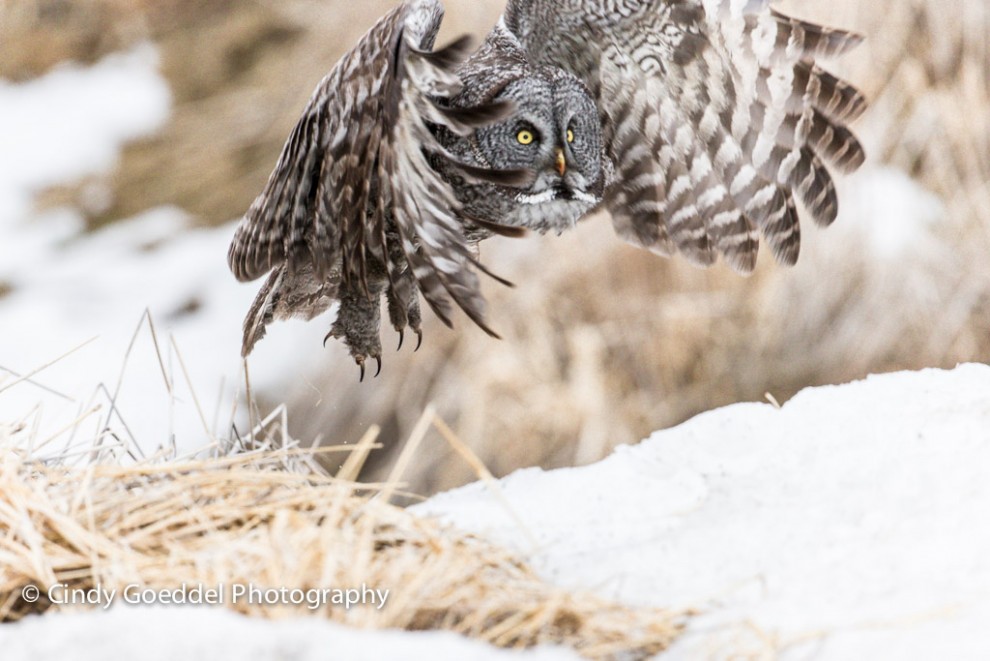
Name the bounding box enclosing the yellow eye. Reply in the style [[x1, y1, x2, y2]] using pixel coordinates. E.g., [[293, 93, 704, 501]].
[[567, 129, 575, 143], [517, 130, 535, 145]]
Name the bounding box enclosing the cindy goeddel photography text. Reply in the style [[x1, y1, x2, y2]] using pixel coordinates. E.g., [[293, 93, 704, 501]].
[[22, 583, 390, 611]]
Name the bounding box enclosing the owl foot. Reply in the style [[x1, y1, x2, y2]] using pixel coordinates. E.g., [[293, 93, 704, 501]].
[[354, 354, 383, 382], [341, 338, 384, 382], [395, 327, 425, 352], [328, 280, 386, 380], [386, 273, 424, 353], [332, 335, 384, 381]]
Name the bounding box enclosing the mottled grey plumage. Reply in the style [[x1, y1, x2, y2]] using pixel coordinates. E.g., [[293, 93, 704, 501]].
[[227, 0, 866, 376]]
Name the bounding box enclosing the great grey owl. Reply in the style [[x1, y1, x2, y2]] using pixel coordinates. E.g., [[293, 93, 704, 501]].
[[228, 0, 866, 379]]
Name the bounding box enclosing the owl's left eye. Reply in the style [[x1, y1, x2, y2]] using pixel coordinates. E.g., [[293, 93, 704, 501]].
[[517, 129, 536, 145], [566, 129, 575, 144]]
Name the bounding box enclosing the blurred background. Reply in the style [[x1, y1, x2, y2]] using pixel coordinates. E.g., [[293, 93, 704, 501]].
[[1, 0, 988, 495]]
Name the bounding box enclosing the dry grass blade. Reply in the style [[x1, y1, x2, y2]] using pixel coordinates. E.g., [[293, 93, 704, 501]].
[[169, 334, 214, 445], [379, 405, 436, 505], [0, 337, 97, 397], [432, 414, 540, 550], [335, 424, 381, 482]]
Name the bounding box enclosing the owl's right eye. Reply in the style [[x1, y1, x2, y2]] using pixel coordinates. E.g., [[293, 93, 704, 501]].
[[516, 129, 536, 145]]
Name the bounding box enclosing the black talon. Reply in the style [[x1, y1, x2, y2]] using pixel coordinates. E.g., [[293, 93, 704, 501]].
[[414, 329, 423, 352], [374, 356, 382, 377], [357, 358, 366, 382], [323, 331, 333, 348], [397, 329, 405, 351]]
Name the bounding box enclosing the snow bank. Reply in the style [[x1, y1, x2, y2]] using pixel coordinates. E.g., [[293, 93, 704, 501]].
[[418, 364, 990, 659], [0, 607, 578, 661], [0, 47, 325, 455], [0, 206, 323, 455], [0, 44, 170, 222]]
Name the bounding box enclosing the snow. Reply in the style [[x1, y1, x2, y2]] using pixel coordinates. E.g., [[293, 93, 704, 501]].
[[0, 607, 579, 661], [0, 47, 325, 456], [0, 44, 170, 222], [417, 364, 990, 659], [840, 166, 944, 261]]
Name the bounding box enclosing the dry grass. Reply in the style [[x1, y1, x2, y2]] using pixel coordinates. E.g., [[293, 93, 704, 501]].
[[0, 404, 683, 658]]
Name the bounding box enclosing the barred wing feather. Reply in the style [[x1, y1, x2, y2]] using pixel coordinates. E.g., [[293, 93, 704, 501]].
[[503, 0, 867, 272], [227, 0, 516, 346]]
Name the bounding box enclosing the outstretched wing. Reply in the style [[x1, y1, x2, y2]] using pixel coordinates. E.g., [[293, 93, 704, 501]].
[[502, 0, 866, 272], [228, 0, 519, 335]]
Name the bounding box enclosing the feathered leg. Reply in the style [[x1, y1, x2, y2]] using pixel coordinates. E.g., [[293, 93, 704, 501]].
[[328, 276, 387, 380], [242, 263, 338, 357]]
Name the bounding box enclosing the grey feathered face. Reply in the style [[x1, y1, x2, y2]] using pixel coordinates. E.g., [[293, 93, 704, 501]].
[[471, 70, 605, 232]]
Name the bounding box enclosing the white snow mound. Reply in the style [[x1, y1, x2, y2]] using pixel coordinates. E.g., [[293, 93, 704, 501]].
[[0, 606, 578, 661], [418, 364, 990, 660]]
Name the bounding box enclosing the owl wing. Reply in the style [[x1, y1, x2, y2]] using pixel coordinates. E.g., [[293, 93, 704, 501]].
[[228, 0, 523, 335], [502, 0, 867, 272]]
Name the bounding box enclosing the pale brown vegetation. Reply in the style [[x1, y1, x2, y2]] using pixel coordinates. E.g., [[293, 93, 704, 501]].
[[0, 409, 683, 657]]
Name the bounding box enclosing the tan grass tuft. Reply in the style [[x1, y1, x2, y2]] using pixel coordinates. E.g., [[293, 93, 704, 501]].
[[0, 438, 683, 659]]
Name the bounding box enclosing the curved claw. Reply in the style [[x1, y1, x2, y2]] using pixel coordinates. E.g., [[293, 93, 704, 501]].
[[414, 329, 423, 352], [397, 329, 405, 352], [323, 331, 333, 348], [356, 357, 366, 383], [374, 355, 382, 378]]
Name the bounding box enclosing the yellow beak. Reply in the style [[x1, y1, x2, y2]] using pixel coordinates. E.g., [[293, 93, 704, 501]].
[[555, 148, 567, 176]]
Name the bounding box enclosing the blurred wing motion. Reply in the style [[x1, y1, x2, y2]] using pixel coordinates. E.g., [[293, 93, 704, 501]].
[[504, 0, 867, 272], [227, 0, 519, 355]]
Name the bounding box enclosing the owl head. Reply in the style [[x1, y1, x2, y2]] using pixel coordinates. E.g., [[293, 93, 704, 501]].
[[446, 63, 607, 234]]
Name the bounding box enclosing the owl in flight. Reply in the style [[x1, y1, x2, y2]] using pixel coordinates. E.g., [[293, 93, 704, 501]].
[[228, 0, 866, 379]]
